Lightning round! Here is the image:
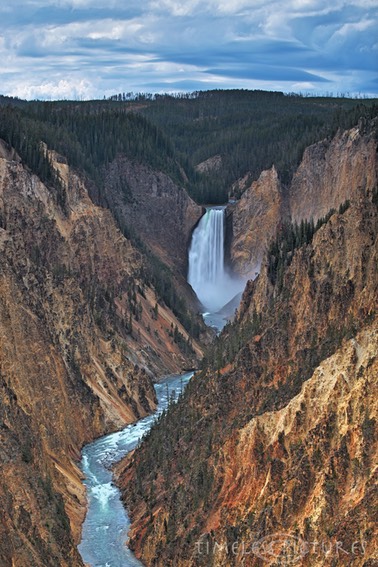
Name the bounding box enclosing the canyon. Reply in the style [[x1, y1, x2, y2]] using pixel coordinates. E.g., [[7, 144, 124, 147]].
[[0, 95, 376, 567], [117, 120, 378, 566]]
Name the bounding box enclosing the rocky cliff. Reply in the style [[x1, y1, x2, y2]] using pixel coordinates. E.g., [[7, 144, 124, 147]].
[[117, 169, 378, 565], [289, 121, 377, 224], [103, 156, 203, 276], [0, 141, 202, 566], [226, 166, 282, 276], [227, 120, 378, 276]]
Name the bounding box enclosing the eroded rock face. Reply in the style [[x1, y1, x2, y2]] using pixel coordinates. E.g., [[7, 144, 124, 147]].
[[228, 121, 378, 276], [203, 321, 378, 567], [226, 166, 282, 277], [0, 144, 202, 566], [103, 156, 203, 275], [289, 122, 378, 224]]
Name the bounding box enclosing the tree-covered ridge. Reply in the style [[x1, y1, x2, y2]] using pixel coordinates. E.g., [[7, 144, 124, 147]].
[[0, 103, 185, 193], [267, 200, 351, 290], [0, 90, 377, 204], [132, 90, 378, 202], [0, 108, 68, 211]]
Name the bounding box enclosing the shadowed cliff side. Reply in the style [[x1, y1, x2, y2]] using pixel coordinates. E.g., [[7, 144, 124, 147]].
[[117, 174, 378, 565], [0, 141, 202, 566], [227, 119, 378, 276], [99, 156, 206, 325], [103, 156, 203, 277]]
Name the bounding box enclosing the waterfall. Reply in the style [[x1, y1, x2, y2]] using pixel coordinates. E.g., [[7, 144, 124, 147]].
[[188, 207, 243, 314], [188, 207, 225, 291]]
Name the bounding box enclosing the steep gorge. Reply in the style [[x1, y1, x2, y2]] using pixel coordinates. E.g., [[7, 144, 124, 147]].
[[1, 98, 377, 567], [0, 141, 202, 566], [117, 124, 378, 566]]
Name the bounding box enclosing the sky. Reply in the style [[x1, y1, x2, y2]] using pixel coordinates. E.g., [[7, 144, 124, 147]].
[[1, 0, 377, 100]]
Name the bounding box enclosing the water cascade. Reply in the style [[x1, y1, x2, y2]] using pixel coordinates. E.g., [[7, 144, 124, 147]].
[[188, 207, 244, 325]]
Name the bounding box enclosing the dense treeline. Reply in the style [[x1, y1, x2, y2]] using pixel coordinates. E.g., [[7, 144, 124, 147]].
[[0, 103, 184, 188], [203, 308, 262, 370], [0, 91, 377, 205], [0, 94, 29, 107], [0, 108, 68, 212], [133, 90, 378, 202]]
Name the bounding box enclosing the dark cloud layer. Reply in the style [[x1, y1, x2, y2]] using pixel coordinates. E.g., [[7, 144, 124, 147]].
[[1, 0, 377, 99]]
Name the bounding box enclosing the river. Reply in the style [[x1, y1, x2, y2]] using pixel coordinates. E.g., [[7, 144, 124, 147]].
[[78, 207, 239, 565], [78, 372, 194, 567]]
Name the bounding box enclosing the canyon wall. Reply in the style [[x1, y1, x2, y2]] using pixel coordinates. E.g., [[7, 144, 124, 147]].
[[0, 142, 202, 566], [289, 121, 377, 224], [227, 120, 378, 276], [103, 156, 203, 276], [117, 132, 378, 566], [226, 166, 282, 276]]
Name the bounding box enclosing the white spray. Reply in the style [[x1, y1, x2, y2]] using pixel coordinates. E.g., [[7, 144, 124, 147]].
[[188, 207, 244, 314]]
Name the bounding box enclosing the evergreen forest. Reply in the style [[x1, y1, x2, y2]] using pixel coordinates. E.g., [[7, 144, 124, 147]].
[[1, 90, 377, 204]]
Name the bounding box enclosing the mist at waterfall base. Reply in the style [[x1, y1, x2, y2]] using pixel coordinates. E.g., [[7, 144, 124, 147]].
[[188, 207, 245, 330]]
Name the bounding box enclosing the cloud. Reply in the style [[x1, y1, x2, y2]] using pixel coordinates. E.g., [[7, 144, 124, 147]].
[[149, 0, 205, 17], [0, 0, 377, 99], [205, 64, 330, 82], [8, 78, 94, 100]]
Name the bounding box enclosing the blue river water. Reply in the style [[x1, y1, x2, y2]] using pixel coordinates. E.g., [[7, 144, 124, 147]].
[[78, 372, 194, 567]]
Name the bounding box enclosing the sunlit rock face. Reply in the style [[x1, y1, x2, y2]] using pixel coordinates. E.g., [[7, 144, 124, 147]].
[[226, 165, 282, 278], [227, 122, 378, 277], [289, 123, 377, 224]]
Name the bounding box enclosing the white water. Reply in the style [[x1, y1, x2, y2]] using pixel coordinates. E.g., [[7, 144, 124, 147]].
[[188, 207, 244, 322], [78, 372, 193, 567]]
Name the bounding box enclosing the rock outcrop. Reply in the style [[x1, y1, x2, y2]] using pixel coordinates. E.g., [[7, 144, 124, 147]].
[[226, 166, 282, 276], [195, 155, 222, 175], [228, 121, 378, 276], [289, 122, 377, 224], [0, 142, 202, 566], [103, 156, 203, 276]]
